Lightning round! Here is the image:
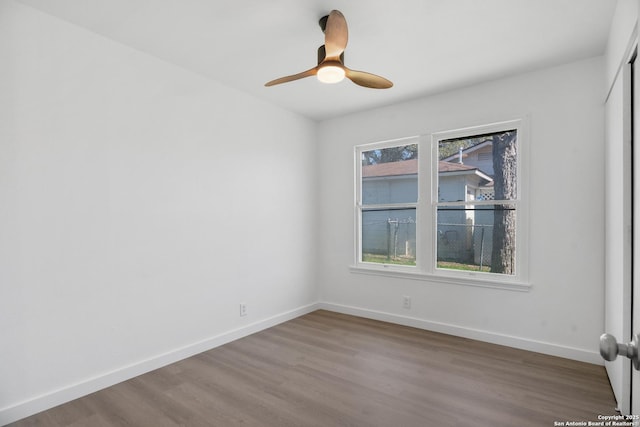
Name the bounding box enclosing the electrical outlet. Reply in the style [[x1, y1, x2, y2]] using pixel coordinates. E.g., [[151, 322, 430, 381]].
[[239, 303, 247, 317], [402, 296, 411, 309]]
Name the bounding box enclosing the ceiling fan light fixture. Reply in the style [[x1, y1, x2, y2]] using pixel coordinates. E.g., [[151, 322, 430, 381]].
[[264, 10, 392, 89], [317, 64, 345, 84]]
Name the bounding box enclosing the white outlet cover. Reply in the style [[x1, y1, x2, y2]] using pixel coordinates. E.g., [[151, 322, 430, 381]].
[[403, 296, 411, 309]]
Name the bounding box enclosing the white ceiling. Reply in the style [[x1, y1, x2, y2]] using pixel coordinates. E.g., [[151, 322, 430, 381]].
[[18, 0, 616, 121]]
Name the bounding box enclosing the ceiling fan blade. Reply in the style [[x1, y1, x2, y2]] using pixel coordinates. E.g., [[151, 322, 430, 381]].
[[264, 67, 318, 87], [345, 68, 393, 89], [324, 10, 348, 60]]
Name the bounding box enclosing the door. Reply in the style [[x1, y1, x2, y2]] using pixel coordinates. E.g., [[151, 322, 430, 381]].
[[632, 53, 640, 415], [603, 59, 633, 415], [602, 52, 640, 416]]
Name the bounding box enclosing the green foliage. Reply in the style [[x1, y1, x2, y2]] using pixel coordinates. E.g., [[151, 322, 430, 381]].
[[362, 144, 417, 165], [362, 253, 416, 266], [437, 261, 491, 272]]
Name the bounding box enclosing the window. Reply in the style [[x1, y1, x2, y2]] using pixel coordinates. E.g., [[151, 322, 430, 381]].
[[436, 129, 517, 275], [354, 120, 528, 289], [358, 141, 418, 266]]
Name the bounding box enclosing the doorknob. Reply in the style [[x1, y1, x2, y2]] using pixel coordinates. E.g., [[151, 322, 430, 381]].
[[599, 333, 640, 370]]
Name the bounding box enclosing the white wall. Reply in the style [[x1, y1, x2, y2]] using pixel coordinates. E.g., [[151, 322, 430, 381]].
[[0, 1, 317, 423], [605, 0, 638, 93], [318, 56, 605, 363]]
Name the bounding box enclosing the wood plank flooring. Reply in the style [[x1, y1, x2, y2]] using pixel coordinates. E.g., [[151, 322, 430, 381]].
[[9, 310, 618, 426]]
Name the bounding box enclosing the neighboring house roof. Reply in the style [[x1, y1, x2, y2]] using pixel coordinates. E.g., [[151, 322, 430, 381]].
[[362, 158, 492, 183], [362, 158, 418, 178], [438, 161, 493, 183], [438, 161, 479, 173]]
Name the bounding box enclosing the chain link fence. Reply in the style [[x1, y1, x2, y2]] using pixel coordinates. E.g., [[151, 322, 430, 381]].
[[362, 211, 416, 265], [437, 222, 493, 269], [362, 212, 495, 269]]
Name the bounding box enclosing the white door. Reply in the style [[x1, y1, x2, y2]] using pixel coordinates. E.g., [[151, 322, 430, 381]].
[[603, 59, 633, 415], [632, 54, 640, 415], [602, 53, 640, 417]]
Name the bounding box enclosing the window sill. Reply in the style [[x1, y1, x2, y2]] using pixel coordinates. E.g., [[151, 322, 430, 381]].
[[349, 264, 531, 292]]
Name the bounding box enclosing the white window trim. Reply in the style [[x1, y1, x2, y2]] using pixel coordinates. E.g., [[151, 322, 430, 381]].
[[354, 136, 420, 268], [353, 119, 530, 291]]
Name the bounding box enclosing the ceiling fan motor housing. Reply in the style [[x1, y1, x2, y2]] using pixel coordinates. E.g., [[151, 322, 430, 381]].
[[317, 45, 344, 65]]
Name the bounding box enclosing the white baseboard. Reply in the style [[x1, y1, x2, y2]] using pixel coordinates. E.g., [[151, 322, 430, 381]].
[[0, 303, 320, 426], [318, 302, 603, 365]]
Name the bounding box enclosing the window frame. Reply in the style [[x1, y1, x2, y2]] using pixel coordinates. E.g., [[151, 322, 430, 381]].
[[355, 136, 421, 272], [352, 119, 530, 291]]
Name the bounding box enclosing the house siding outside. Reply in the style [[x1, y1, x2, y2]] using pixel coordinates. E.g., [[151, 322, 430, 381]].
[[362, 146, 495, 266]]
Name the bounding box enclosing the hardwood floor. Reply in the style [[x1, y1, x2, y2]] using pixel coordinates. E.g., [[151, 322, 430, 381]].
[[10, 310, 617, 426]]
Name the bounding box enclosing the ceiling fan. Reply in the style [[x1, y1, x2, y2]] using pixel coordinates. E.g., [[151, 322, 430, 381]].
[[265, 10, 393, 89]]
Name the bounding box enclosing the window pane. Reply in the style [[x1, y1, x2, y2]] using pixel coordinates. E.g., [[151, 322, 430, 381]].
[[362, 144, 418, 204], [437, 130, 516, 202], [436, 205, 515, 275], [362, 208, 416, 266]]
